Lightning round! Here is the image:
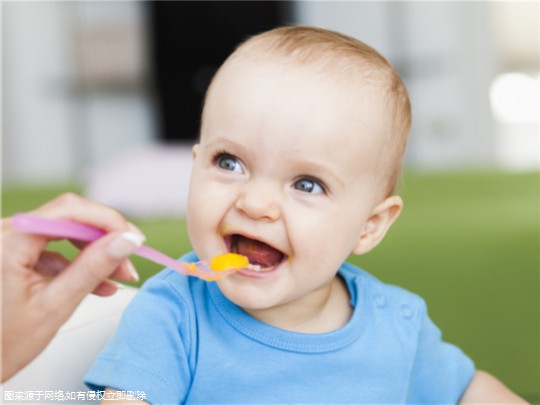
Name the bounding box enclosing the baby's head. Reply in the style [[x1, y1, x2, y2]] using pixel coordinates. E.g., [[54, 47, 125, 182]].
[[204, 25, 411, 197], [188, 26, 411, 319]]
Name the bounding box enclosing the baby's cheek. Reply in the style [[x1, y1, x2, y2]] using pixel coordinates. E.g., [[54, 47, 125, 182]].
[[188, 226, 214, 262], [291, 222, 329, 259], [301, 218, 357, 264], [186, 199, 210, 247]]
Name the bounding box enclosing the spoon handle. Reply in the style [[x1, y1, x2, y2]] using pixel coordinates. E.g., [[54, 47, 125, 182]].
[[10, 213, 228, 280]]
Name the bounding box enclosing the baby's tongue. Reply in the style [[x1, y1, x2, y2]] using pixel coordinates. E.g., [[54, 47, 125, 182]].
[[235, 235, 283, 268]]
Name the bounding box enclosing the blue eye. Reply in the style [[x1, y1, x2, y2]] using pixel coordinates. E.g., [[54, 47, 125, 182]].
[[293, 178, 325, 194], [216, 154, 243, 173]]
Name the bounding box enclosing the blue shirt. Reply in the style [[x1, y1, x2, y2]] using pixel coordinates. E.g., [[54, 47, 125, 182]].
[[85, 252, 474, 404]]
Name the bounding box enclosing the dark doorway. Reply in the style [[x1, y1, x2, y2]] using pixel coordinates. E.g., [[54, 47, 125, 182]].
[[147, 1, 294, 142]]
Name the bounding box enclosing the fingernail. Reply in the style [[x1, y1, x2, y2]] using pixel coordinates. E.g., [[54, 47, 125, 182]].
[[108, 232, 145, 260], [127, 222, 146, 241], [126, 260, 140, 282]]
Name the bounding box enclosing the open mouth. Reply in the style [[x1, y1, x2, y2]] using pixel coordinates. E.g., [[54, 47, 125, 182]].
[[225, 234, 286, 273]]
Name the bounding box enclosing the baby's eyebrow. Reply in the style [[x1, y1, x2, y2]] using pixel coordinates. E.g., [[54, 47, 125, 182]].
[[203, 137, 246, 153]]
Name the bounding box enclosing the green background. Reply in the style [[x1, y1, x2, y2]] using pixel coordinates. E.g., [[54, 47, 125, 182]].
[[3, 170, 539, 401]]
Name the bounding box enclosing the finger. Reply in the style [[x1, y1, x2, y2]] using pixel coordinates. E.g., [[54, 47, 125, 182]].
[[68, 238, 139, 282], [34, 252, 131, 295], [35, 249, 138, 285], [34, 251, 71, 278], [69, 223, 143, 251], [32, 193, 145, 235], [2, 218, 49, 271], [69, 239, 88, 250], [42, 231, 144, 314], [111, 259, 140, 283], [92, 280, 122, 297]]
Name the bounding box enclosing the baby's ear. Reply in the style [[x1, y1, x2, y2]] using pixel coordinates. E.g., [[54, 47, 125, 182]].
[[352, 196, 403, 255], [192, 144, 200, 159]]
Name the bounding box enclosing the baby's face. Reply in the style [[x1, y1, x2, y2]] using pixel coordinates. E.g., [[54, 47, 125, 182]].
[[187, 59, 389, 313]]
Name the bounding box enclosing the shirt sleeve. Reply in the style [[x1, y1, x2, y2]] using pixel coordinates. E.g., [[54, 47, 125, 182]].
[[84, 272, 196, 404], [406, 304, 475, 403]]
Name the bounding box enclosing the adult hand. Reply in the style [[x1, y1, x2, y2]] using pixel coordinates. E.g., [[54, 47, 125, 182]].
[[1, 193, 145, 382]]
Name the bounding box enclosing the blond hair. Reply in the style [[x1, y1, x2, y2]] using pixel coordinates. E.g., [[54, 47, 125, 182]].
[[207, 26, 411, 196]]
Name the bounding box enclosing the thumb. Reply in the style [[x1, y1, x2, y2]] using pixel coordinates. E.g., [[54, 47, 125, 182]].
[[44, 231, 145, 312]]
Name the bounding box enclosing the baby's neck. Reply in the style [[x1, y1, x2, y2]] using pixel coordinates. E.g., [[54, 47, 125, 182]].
[[244, 276, 353, 334]]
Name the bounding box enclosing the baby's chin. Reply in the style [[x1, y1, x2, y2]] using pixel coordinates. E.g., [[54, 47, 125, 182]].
[[216, 277, 281, 311]]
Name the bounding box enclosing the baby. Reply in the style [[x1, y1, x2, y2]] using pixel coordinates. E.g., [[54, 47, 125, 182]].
[[86, 26, 523, 403]]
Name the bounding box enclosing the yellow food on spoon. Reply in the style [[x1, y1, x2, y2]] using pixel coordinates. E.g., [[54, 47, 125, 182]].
[[210, 253, 249, 272]]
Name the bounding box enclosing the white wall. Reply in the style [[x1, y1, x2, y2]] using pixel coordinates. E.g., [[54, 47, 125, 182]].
[[295, 2, 392, 56], [3, 1, 154, 185], [3, 2, 75, 183]]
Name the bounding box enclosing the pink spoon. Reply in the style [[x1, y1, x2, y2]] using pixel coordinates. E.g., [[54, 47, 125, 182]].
[[11, 213, 246, 281]]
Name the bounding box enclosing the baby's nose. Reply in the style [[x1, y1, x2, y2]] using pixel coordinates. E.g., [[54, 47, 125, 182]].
[[235, 179, 281, 221]]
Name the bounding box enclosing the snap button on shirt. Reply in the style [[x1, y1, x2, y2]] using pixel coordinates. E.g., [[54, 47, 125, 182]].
[[401, 304, 414, 320]]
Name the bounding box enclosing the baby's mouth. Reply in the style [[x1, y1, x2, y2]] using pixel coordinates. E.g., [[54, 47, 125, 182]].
[[225, 234, 285, 272]]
